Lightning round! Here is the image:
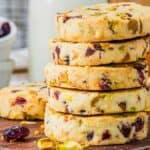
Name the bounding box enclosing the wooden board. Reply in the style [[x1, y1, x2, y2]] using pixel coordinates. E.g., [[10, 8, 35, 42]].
[[0, 119, 150, 150], [108, 0, 150, 6]]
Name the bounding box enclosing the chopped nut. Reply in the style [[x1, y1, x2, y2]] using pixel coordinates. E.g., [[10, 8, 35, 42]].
[[34, 130, 40, 136], [57, 141, 83, 150], [40, 124, 44, 129], [20, 121, 37, 125], [37, 138, 55, 150]]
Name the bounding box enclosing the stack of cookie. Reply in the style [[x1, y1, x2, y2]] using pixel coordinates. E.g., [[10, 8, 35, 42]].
[[44, 2, 150, 146]]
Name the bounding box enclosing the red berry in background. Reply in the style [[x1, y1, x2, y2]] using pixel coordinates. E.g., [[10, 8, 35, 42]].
[[0, 22, 11, 38]]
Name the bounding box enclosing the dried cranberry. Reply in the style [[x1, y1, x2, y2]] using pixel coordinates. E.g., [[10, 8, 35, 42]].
[[133, 63, 146, 70], [133, 63, 146, 85], [137, 70, 145, 85], [119, 123, 131, 138], [87, 131, 94, 141], [3, 126, 30, 142], [102, 130, 111, 140], [100, 76, 112, 91], [118, 101, 126, 111], [132, 117, 144, 132], [54, 90, 60, 100], [15, 97, 27, 105], [85, 47, 95, 57], [55, 46, 60, 59], [93, 43, 103, 51], [0, 22, 11, 37]]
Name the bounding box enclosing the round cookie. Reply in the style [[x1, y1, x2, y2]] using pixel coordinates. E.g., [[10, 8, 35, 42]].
[[56, 3, 150, 42], [50, 36, 150, 66], [45, 105, 148, 146], [45, 61, 148, 91], [48, 87, 149, 115], [0, 82, 48, 120]]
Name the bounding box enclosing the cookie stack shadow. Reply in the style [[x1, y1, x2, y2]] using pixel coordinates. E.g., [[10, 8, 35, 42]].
[[44, 2, 150, 146]]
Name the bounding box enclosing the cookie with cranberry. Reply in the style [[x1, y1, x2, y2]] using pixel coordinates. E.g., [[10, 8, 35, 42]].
[[0, 82, 47, 120], [45, 104, 148, 146], [45, 60, 148, 91], [48, 87, 149, 115], [56, 3, 150, 42], [50, 36, 150, 66]]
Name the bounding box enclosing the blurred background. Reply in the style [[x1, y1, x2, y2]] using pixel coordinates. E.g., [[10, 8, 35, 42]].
[[0, 0, 149, 87]]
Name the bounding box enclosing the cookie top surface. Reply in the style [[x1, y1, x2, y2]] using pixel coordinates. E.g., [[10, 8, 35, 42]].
[[56, 2, 150, 42]]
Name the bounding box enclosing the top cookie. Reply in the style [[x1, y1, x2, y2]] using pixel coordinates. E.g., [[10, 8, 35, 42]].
[[56, 2, 150, 42]]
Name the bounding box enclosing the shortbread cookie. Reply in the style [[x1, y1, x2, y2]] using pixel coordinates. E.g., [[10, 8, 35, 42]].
[[50, 36, 150, 66], [48, 87, 149, 115], [56, 3, 150, 42], [45, 61, 148, 91], [45, 105, 148, 146], [0, 82, 48, 120]]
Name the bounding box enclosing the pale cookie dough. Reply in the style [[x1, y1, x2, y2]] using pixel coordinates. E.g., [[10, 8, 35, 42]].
[[0, 82, 48, 120], [45, 61, 148, 91], [56, 3, 150, 42], [45, 105, 148, 146], [48, 87, 149, 115], [50, 36, 150, 66]]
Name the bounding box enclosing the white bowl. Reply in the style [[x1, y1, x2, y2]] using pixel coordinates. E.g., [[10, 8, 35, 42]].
[[0, 59, 14, 88], [0, 17, 17, 61]]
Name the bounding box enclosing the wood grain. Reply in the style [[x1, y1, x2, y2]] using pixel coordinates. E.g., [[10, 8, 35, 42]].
[[0, 118, 150, 150], [108, 0, 150, 6]]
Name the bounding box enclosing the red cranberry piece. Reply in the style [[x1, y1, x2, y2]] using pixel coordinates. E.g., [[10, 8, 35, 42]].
[[100, 76, 112, 91], [54, 91, 60, 100], [118, 101, 126, 111], [132, 117, 144, 132], [15, 97, 27, 105], [102, 130, 111, 140], [1, 22, 11, 35], [133, 63, 146, 85], [3, 126, 30, 142], [0, 22, 11, 38], [93, 43, 103, 51], [133, 63, 146, 70], [55, 46, 60, 59], [137, 70, 145, 85], [119, 123, 131, 138], [85, 47, 95, 57], [87, 131, 94, 141]]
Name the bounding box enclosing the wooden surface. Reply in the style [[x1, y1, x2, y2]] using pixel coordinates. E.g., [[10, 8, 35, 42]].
[[0, 119, 150, 150], [108, 0, 150, 6]]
